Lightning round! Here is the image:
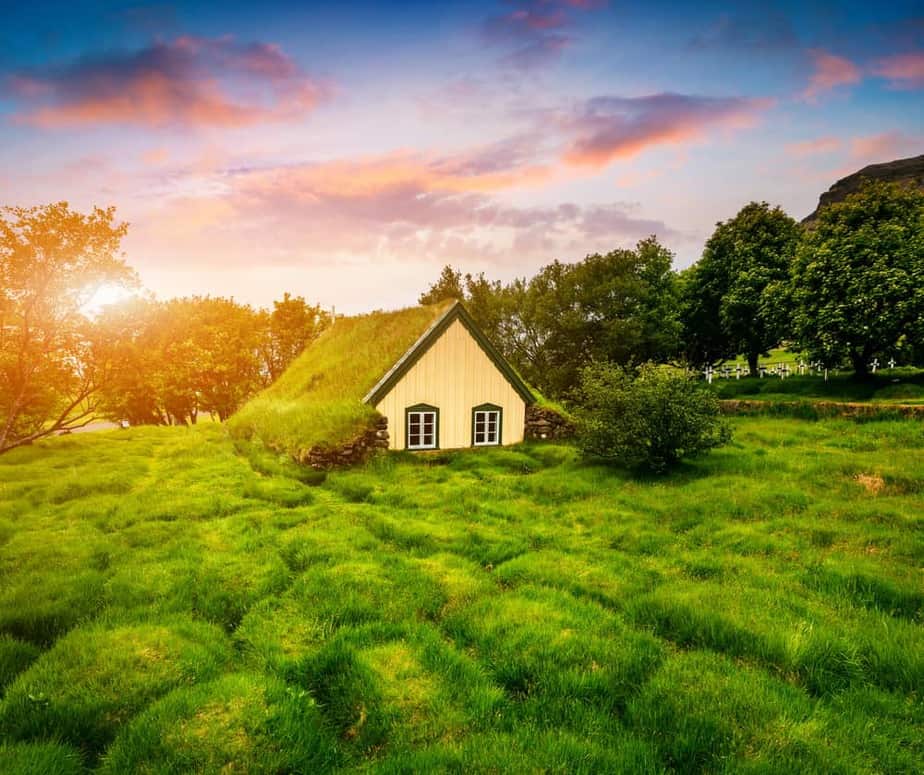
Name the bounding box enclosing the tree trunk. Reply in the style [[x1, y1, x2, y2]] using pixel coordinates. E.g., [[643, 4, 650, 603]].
[[851, 352, 870, 378], [747, 352, 759, 376]]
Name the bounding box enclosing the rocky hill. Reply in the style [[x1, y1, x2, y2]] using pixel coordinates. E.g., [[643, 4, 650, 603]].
[[804, 153, 924, 222]]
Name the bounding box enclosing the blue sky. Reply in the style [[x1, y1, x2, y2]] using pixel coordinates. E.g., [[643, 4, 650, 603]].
[[2, 0, 922, 311]]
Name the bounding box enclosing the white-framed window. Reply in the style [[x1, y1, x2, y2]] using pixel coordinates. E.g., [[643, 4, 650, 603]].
[[472, 405, 502, 446], [406, 405, 438, 450]]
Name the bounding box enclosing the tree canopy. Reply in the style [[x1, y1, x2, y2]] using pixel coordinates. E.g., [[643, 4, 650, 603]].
[[681, 202, 799, 372], [419, 237, 682, 397], [791, 180, 924, 376], [0, 202, 134, 453], [98, 294, 331, 425]]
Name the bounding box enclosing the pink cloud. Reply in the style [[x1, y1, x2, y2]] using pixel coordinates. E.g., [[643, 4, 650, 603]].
[[800, 49, 861, 101], [849, 131, 922, 162], [562, 93, 770, 168], [872, 52, 924, 89], [785, 136, 842, 157], [124, 139, 676, 280], [6, 36, 326, 129]]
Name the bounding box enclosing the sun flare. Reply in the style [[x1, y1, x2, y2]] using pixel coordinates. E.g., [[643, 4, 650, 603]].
[[81, 282, 137, 317]]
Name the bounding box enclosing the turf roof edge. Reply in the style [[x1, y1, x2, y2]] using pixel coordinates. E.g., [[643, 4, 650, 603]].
[[362, 300, 535, 407]]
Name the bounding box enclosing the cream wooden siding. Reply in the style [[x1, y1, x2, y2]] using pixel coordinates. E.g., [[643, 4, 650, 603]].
[[374, 318, 526, 450]]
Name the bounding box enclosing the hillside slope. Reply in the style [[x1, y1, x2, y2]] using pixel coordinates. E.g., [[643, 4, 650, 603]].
[[803, 153, 924, 222]]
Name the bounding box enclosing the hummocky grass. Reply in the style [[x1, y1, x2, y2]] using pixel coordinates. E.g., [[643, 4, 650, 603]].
[[0, 418, 921, 772]]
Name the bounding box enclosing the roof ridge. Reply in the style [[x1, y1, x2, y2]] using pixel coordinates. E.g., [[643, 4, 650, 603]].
[[361, 300, 461, 404], [363, 299, 534, 406]]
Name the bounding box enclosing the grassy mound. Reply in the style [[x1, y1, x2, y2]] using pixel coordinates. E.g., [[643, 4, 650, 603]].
[[228, 301, 454, 457], [0, 618, 231, 760], [100, 673, 338, 774]]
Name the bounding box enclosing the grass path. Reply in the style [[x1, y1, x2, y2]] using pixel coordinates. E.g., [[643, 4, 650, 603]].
[[0, 419, 922, 773]]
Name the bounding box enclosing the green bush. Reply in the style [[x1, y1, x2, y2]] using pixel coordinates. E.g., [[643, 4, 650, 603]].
[[575, 362, 731, 472]]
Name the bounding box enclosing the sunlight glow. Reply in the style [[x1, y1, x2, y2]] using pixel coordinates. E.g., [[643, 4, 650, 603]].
[[81, 283, 137, 317]]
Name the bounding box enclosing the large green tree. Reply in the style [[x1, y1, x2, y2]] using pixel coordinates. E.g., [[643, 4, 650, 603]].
[[499, 237, 682, 396], [791, 180, 924, 376], [418, 239, 682, 397], [0, 202, 134, 453], [682, 202, 799, 372]]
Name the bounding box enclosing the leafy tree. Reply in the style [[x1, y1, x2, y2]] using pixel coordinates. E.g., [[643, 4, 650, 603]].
[[99, 296, 269, 424], [791, 180, 924, 376], [181, 297, 267, 421], [262, 293, 330, 382], [93, 297, 165, 425], [0, 202, 134, 453], [418, 265, 465, 305], [462, 271, 506, 340], [682, 202, 799, 372], [499, 237, 682, 396], [574, 362, 731, 473], [677, 263, 732, 367]]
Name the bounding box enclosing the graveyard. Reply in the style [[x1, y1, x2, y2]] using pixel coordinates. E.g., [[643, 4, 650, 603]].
[[706, 355, 924, 407], [1, 411, 921, 772]]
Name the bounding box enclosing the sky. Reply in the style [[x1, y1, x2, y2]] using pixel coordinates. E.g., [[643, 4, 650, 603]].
[[2, 0, 922, 313]]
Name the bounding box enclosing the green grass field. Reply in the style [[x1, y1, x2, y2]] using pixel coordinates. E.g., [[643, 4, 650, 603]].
[[1, 419, 922, 773]]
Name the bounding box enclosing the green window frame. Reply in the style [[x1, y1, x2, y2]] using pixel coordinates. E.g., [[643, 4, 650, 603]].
[[471, 403, 502, 446], [405, 404, 439, 450]]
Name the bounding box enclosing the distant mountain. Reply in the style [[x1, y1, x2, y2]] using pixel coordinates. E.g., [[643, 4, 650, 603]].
[[803, 153, 924, 222]]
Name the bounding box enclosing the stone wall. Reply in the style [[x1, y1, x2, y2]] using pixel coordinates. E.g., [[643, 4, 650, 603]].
[[524, 404, 575, 440], [298, 415, 390, 469]]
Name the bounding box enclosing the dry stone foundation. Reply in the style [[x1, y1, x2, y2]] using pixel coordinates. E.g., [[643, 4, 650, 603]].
[[300, 415, 390, 469], [524, 405, 575, 440]]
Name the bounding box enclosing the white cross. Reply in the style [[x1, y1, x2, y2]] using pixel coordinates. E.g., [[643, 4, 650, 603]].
[[888, 358, 896, 370], [703, 366, 714, 384], [735, 365, 741, 380], [798, 360, 806, 375], [870, 358, 879, 374]]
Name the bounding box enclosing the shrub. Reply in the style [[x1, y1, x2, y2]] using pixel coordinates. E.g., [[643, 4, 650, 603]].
[[574, 362, 731, 473]]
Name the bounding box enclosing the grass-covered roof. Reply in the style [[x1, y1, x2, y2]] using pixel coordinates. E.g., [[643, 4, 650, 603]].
[[228, 300, 456, 455]]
